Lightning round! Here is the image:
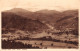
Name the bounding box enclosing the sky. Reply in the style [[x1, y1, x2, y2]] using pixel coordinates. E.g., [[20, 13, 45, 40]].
[[0, 0, 79, 11]]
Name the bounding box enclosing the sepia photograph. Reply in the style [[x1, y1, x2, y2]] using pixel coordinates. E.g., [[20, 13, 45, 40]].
[[0, 0, 79, 49]]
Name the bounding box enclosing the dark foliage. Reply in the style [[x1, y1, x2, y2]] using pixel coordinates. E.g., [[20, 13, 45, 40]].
[[2, 12, 49, 33], [2, 40, 40, 49]]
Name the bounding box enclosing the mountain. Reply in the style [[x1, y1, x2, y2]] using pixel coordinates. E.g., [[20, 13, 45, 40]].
[[34, 10, 61, 25], [35, 9, 60, 14], [5, 8, 35, 19], [2, 8, 78, 33], [4, 8, 62, 26], [2, 12, 49, 33], [54, 10, 78, 32]]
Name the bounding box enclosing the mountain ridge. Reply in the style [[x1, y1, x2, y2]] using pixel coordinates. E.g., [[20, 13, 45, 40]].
[[2, 8, 78, 32]]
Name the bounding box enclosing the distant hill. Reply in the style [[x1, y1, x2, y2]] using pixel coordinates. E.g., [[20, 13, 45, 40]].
[[54, 10, 78, 34], [2, 8, 78, 34], [2, 12, 49, 33], [4, 8, 62, 25], [34, 9, 61, 25], [4, 8, 35, 19]]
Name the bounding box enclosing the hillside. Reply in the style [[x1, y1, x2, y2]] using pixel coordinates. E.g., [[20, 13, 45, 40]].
[[54, 10, 78, 30], [2, 12, 49, 33], [2, 8, 78, 35], [4, 8, 61, 25]]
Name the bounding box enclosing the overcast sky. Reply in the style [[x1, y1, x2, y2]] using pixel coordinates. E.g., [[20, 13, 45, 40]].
[[0, 0, 79, 11]]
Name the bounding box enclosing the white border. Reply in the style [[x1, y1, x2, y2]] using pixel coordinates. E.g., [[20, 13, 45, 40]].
[[0, 0, 80, 51]]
